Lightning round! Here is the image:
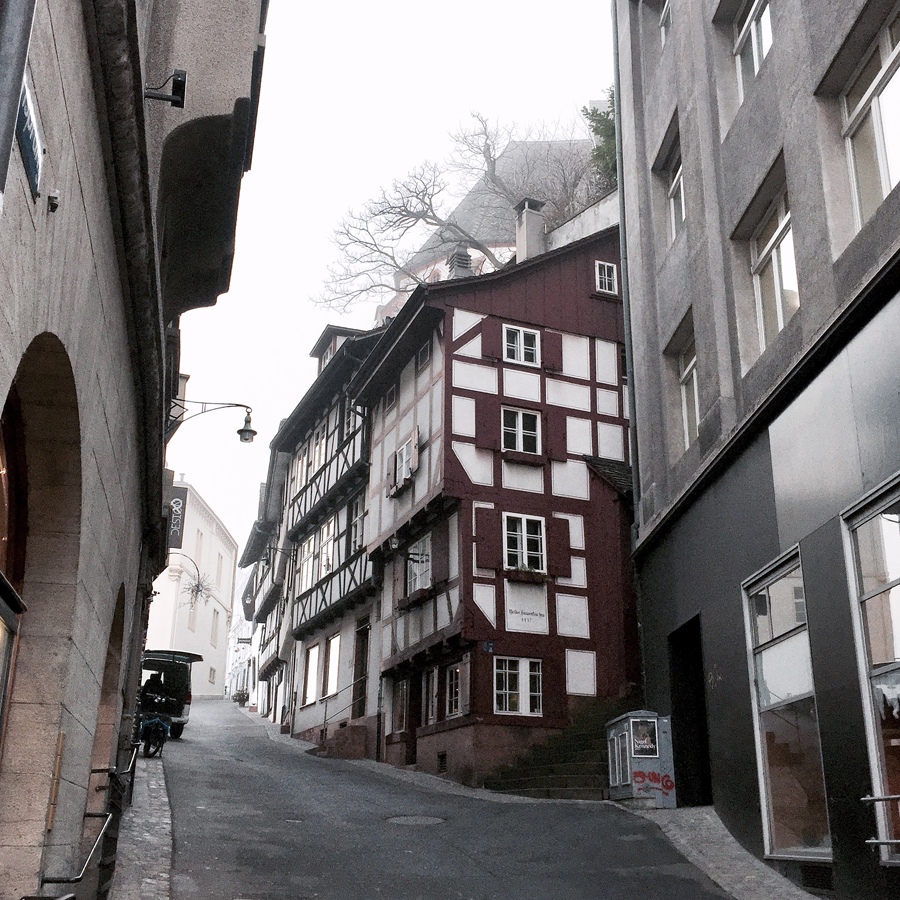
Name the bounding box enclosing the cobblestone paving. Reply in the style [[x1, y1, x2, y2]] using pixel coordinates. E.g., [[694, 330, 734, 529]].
[[109, 756, 172, 900]]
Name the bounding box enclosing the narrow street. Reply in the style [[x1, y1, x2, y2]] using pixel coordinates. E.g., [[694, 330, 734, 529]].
[[156, 699, 731, 900]]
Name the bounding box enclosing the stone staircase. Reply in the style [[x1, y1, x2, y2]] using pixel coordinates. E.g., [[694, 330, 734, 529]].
[[483, 694, 642, 800]]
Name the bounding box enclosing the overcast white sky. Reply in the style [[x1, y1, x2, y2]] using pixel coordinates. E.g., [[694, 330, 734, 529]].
[[166, 0, 616, 559]]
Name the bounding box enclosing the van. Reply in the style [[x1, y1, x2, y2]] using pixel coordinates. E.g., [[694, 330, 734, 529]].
[[140, 649, 203, 738]]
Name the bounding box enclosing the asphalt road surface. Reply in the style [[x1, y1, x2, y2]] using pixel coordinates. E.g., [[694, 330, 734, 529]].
[[163, 699, 730, 900]]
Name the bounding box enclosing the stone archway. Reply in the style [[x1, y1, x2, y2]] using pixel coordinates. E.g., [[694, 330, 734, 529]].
[[0, 333, 84, 894]]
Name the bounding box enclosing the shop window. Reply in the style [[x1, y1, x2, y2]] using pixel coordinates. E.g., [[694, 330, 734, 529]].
[[841, 6, 900, 228], [406, 533, 432, 594], [503, 325, 540, 366], [745, 559, 831, 858], [503, 514, 545, 572], [848, 492, 900, 855], [494, 657, 542, 716], [502, 407, 540, 454], [734, 0, 772, 102]]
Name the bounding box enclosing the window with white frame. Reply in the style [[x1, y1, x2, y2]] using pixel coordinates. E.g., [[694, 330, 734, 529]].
[[595, 261, 618, 295], [504, 514, 545, 572], [734, 0, 772, 102], [310, 426, 326, 474], [679, 337, 699, 448], [303, 644, 320, 705], [745, 560, 831, 858], [751, 190, 798, 350], [848, 493, 900, 854], [423, 667, 438, 725], [503, 325, 540, 366], [319, 516, 336, 577], [416, 339, 431, 373], [397, 439, 413, 483], [323, 632, 340, 697], [406, 533, 431, 594], [384, 383, 397, 414], [502, 407, 540, 454], [446, 662, 461, 717], [659, 0, 672, 47], [348, 496, 365, 553], [494, 657, 542, 715], [841, 6, 900, 228], [298, 532, 318, 594], [667, 147, 685, 240]]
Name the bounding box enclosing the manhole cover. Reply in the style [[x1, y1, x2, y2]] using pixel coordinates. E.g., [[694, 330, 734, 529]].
[[387, 815, 445, 826]]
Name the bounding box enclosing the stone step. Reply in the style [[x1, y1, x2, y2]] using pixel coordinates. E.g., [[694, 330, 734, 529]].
[[484, 772, 609, 792], [491, 786, 610, 801]]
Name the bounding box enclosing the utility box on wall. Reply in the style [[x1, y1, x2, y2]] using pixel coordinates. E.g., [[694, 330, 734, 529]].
[[606, 710, 676, 808]]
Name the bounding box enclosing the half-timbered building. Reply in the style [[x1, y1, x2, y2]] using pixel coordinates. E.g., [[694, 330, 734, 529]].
[[348, 206, 641, 784]]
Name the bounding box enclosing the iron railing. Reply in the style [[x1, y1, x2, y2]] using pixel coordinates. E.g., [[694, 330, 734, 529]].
[[862, 794, 900, 847], [320, 674, 367, 742]]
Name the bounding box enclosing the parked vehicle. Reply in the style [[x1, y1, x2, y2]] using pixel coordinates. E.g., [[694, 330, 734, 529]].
[[139, 650, 203, 739]]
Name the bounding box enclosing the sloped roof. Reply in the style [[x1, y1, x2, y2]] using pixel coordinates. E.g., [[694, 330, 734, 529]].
[[584, 456, 634, 497]]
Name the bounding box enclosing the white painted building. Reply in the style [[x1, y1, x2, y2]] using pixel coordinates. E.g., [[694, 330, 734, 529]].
[[148, 480, 238, 698]]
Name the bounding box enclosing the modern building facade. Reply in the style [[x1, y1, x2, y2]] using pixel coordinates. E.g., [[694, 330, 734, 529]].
[[147, 480, 238, 700], [348, 207, 640, 784], [616, 0, 900, 895], [0, 1, 265, 896]]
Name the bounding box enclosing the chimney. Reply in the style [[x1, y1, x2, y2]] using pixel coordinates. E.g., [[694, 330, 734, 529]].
[[514, 198, 546, 262], [448, 243, 473, 279]]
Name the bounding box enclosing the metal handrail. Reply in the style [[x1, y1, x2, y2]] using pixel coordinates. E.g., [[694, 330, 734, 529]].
[[41, 812, 113, 884], [862, 794, 900, 847], [321, 674, 367, 741]]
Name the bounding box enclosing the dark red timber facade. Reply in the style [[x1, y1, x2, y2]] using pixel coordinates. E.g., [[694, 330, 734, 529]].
[[350, 227, 640, 784]]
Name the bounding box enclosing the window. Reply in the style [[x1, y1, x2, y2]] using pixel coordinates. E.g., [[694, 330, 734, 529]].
[[842, 7, 900, 227], [504, 514, 545, 572], [745, 561, 831, 858], [751, 191, 798, 350], [595, 261, 618, 295], [848, 494, 900, 854], [734, 0, 772, 101], [303, 644, 320, 705], [502, 408, 540, 454], [659, 0, 671, 47], [216, 553, 223, 588], [323, 633, 340, 697], [494, 657, 542, 715], [298, 532, 318, 594], [397, 439, 413, 483], [384, 383, 397, 413], [503, 325, 540, 366], [319, 517, 336, 577], [392, 678, 408, 733], [348, 496, 365, 553], [209, 666, 216, 684], [211, 608, 219, 647], [416, 339, 431, 373], [667, 150, 685, 240], [678, 337, 699, 448], [310, 426, 326, 474], [406, 534, 432, 594], [423, 667, 438, 725], [446, 663, 461, 717]]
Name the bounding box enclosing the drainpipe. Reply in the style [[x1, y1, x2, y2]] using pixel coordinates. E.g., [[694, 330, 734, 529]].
[[612, 0, 641, 516]]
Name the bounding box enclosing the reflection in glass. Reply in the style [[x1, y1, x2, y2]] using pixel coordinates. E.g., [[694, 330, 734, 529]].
[[862, 588, 900, 667], [855, 502, 900, 595], [872, 670, 900, 844], [756, 631, 814, 709], [751, 566, 806, 645], [760, 696, 832, 856]]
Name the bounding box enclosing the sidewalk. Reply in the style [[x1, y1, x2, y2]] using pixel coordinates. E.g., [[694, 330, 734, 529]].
[[109, 705, 816, 900]]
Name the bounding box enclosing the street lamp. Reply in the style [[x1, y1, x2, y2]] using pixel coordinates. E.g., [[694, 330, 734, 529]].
[[166, 399, 256, 443]]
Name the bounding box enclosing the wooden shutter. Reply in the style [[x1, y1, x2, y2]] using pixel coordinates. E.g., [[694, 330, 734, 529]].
[[410, 425, 420, 473], [545, 407, 568, 461], [385, 451, 397, 497], [547, 516, 572, 578], [474, 506, 502, 570], [543, 331, 563, 372], [431, 518, 450, 584], [474, 395, 501, 451], [481, 318, 502, 359]]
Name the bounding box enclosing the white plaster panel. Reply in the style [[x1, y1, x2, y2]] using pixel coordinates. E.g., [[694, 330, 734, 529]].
[[456, 334, 482, 359], [381, 621, 392, 660], [430, 435, 442, 488], [551, 459, 590, 499], [503, 368, 541, 401], [504, 581, 549, 634], [502, 461, 544, 493], [566, 649, 597, 696], [553, 513, 585, 550], [562, 334, 590, 379], [566, 417, 593, 455], [449, 513, 459, 579], [421, 598, 435, 639], [556, 594, 590, 638], [417, 394, 430, 432], [473, 583, 496, 628], [453, 308, 485, 340], [431, 376, 443, 434], [597, 388, 619, 417], [557, 557, 587, 588], [436, 592, 450, 630], [596, 339, 618, 385], [400, 409, 414, 437], [449, 586, 460, 618], [597, 422, 625, 461], [452, 441, 494, 486], [452, 360, 498, 394], [452, 395, 476, 437], [546, 379, 591, 411], [622, 389, 630, 420]]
